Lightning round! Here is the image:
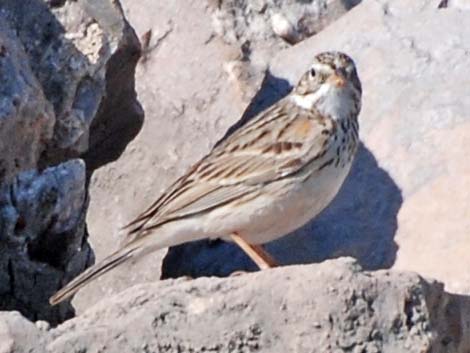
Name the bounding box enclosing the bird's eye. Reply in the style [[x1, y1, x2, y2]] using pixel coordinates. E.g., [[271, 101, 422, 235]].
[[310, 68, 316, 77]]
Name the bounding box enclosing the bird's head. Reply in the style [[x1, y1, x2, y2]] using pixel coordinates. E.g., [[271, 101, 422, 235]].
[[292, 51, 362, 119]]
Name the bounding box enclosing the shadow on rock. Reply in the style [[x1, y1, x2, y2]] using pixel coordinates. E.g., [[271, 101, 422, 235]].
[[162, 72, 403, 279], [82, 24, 143, 175]]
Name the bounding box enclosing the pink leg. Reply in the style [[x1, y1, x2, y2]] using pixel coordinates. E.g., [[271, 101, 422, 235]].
[[230, 233, 278, 270]]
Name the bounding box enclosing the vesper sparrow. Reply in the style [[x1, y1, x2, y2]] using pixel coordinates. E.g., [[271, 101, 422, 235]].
[[50, 51, 362, 305]]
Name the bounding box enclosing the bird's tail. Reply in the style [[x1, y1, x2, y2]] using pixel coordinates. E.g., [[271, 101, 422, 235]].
[[49, 242, 143, 306]]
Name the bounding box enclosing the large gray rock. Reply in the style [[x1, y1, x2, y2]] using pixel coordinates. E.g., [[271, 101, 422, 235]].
[[0, 19, 55, 183], [0, 0, 142, 168], [0, 0, 142, 324], [2, 259, 470, 352]]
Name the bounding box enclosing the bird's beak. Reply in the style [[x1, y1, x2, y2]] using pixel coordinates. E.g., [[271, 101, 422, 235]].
[[329, 70, 347, 88]]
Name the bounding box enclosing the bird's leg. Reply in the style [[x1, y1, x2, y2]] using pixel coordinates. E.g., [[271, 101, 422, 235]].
[[230, 233, 278, 270]]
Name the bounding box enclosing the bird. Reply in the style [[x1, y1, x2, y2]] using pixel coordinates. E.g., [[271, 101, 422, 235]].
[[49, 51, 362, 305]]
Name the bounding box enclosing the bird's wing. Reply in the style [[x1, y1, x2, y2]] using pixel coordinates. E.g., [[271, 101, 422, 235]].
[[124, 101, 336, 237]]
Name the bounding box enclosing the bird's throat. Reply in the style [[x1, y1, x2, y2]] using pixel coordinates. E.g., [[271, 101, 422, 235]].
[[291, 86, 355, 122]]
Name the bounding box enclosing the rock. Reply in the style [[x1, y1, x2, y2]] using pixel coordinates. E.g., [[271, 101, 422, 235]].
[[0, 311, 44, 353], [21, 259, 470, 352], [212, 0, 362, 46], [0, 160, 91, 325], [270, 12, 300, 45], [81, 1, 143, 172], [0, 19, 55, 183], [0, 0, 142, 168], [211, 0, 362, 102], [0, 0, 141, 324]]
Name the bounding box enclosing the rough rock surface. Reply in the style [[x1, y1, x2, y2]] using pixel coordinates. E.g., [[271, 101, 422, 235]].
[[0, 0, 142, 324], [212, 0, 362, 46], [0, 0, 142, 168], [0, 18, 54, 183], [2, 259, 470, 352], [0, 160, 89, 324], [211, 0, 362, 102], [0, 311, 46, 353]]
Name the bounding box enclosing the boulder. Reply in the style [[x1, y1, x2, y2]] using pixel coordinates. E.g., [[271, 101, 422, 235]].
[[0, 0, 143, 168], [4, 259, 470, 352], [0, 0, 142, 324]]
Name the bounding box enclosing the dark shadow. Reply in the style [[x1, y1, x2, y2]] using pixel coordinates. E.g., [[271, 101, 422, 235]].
[[432, 292, 470, 351], [82, 17, 143, 175], [340, 0, 363, 10], [162, 72, 403, 279]]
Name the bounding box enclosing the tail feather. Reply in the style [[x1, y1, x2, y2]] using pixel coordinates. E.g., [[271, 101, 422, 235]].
[[49, 244, 142, 306]]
